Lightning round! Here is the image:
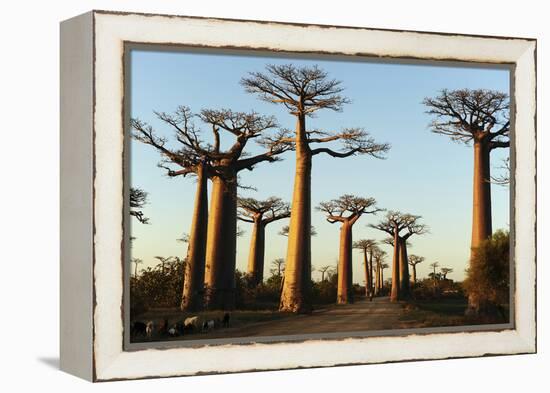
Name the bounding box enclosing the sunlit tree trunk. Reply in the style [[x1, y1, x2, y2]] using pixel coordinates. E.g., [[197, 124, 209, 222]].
[[180, 164, 208, 311], [398, 238, 410, 298], [468, 139, 493, 312], [363, 249, 370, 297], [205, 174, 237, 310], [391, 228, 400, 302], [247, 220, 266, 286], [471, 139, 493, 253], [280, 114, 312, 313], [337, 222, 353, 304]]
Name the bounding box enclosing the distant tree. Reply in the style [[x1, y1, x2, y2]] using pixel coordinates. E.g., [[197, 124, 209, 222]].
[[318, 195, 381, 304], [429, 262, 440, 283], [130, 187, 150, 224], [132, 257, 143, 278], [370, 211, 427, 301], [440, 267, 454, 280], [318, 265, 333, 282], [408, 255, 425, 285], [373, 248, 387, 295], [243, 64, 390, 312], [238, 197, 290, 285], [270, 258, 286, 277], [353, 239, 377, 297], [154, 256, 172, 274], [464, 230, 510, 317], [423, 89, 509, 255]]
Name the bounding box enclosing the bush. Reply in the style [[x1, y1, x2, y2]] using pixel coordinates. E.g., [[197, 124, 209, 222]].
[[130, 258, 185, 317], [463, 230, 510, 316]]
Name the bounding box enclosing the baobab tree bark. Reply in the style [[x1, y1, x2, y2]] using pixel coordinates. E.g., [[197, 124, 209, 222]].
[[398, 237, 411, 299], [362, 248, 370, 297], [471, 138, 493, 252], [391, 228, 400, 302], [204, 174, 238, 310], [337, 222, 353, 304], [247, 220, 266, 285], [410, 263, 417, 284], [181, 163, 208, 311], [281, 115, 313, 312]]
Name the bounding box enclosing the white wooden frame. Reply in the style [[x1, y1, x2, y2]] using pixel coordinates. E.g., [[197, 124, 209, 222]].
[[60, 10, 536, 382]]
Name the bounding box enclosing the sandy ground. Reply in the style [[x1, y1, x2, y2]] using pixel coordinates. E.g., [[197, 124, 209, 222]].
[[159, 296, 408, 341]]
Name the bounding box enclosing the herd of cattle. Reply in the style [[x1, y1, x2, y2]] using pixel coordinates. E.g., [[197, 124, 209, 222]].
[[131, 313, 231, 340]]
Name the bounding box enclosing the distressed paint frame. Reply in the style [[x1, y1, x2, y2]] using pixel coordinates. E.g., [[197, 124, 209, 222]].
[[60, 10, 536, 382]]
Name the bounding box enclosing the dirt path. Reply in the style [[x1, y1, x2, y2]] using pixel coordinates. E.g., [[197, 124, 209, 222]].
[[198, 296, 405, 339]]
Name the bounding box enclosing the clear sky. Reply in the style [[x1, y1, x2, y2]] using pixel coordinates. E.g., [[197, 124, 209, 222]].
[[129, 48, 510, 283]]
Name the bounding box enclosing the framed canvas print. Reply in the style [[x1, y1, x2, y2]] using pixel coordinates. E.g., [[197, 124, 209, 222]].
[[60, 10, 537, 382]]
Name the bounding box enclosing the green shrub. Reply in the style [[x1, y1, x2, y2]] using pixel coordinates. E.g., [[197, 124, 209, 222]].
[[463, 230, 510, 316]]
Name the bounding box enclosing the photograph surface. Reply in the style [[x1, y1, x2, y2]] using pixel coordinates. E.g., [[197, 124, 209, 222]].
[[126, 47, 512, 344]]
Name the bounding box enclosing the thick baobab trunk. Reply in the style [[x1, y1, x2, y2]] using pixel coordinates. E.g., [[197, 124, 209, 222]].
[[180, 164, 208, 311], [280, 114, 312, 313], [363, 249, 370, 297], [398, 238, 410, 298], [337, 222, 353, 304], [247, 220, 266, 286], [205, 174, 237, 310], [390, 229, 400, 302], [468, 140, 493, 312], [471, 140, 493, 253]]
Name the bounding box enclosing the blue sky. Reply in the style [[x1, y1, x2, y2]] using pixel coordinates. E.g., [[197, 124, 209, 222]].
[[129, 48, 510, 283]]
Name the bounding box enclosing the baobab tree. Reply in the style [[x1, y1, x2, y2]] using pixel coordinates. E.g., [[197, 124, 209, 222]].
[[429, 262, 440, 282], [242, 64, 390, 312], [353, 239, 377, 297], [132, 258, 143, 278], [370, 212, 426, 301], [373, 248, 387, 295], [440, 267, 454, 280], [318, 265, 333, 282], [423, 89, 509, 254], [270, 258, 285, 277], [408, 254, 425, 285], [132, 108, 213, 311], [238, 197, 291, 285], [318, 195, 381, 304], [132, 107, 290, 310], [197, 109, 291, 310], [130, 187, 150, 224]]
